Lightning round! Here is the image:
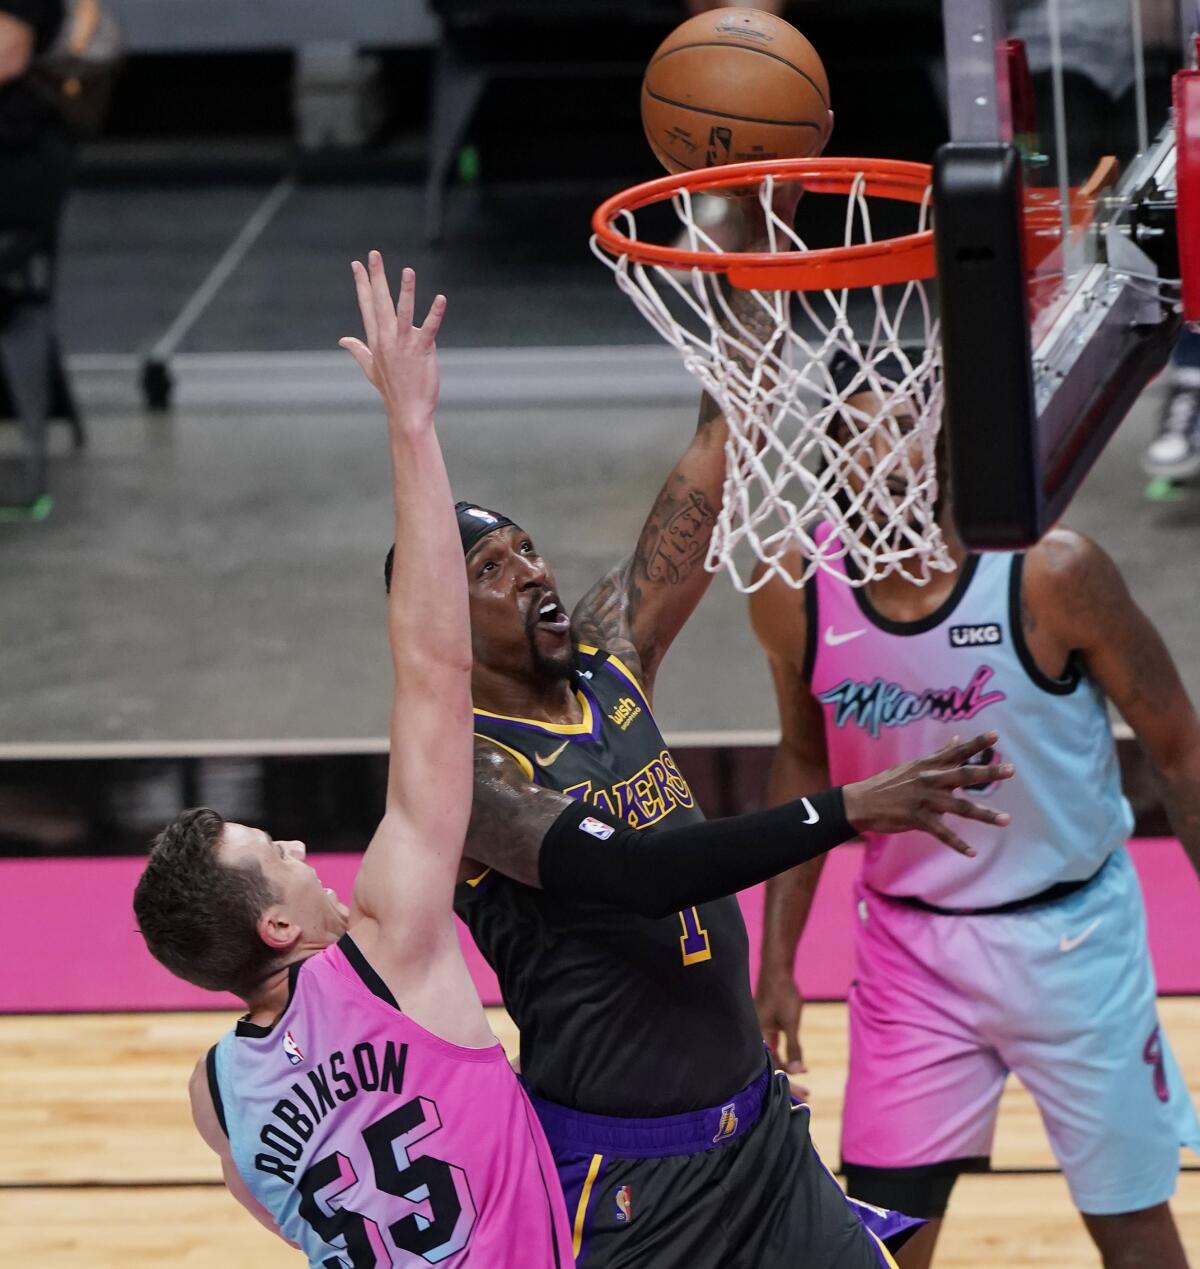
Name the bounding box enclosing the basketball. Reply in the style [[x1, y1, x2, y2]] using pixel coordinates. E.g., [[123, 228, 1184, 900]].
[[640, 6, 832, 176]]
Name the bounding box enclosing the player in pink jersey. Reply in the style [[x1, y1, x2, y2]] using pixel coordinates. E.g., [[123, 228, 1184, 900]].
[[133, 256, 574, 1267], [751, 350, 1200, 1269]]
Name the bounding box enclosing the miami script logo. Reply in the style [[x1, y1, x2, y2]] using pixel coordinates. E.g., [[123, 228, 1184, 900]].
[[819, 665, 1005, 738]]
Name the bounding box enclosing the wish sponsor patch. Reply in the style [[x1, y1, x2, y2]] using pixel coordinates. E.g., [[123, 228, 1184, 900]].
[[578, 816, 615, 840]]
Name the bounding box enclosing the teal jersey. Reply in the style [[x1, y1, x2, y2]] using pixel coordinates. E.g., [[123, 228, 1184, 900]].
[[456, 644, 763, 1117]]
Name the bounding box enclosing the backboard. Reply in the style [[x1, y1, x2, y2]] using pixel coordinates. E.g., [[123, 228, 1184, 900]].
[[935, 0, 1199, 548]]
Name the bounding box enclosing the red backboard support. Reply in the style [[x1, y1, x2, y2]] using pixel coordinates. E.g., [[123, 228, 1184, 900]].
[[1176, 66, 1200, 324]]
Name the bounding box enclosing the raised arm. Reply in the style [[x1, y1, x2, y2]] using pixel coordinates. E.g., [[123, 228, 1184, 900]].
[[341, 257, 473, 949], [572, 197, 799, 697], [1027, 528, 1200, 880]]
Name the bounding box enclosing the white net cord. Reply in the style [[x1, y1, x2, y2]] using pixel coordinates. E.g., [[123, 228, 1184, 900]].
[[591, 172, 954, 590]]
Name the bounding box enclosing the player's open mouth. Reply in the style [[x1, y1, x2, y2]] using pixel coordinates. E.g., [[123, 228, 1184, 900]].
[[534, 596, 570, 636]]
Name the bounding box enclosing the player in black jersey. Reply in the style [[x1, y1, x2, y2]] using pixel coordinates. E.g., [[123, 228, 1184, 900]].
[[380, 210, 1010, 1267], [382, 500, 1010, 1268], [436, 497, 1014, 1268]]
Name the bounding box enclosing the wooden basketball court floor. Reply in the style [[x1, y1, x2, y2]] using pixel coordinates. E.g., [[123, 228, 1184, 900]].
[[2, 1001, 1197, 1267]]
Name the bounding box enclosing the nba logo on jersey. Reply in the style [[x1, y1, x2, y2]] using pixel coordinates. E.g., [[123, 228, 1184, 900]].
[[614, 1186, 633, 1224], [282, 1030, 304, 1066], [579, 816, 614, 840]]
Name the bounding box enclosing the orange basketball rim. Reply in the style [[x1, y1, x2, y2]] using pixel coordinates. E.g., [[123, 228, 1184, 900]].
[[591, 157, 936, 291]]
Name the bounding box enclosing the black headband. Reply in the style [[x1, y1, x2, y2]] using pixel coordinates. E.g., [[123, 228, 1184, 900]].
[[384, 501, 521, 595], [454, 501, 519, 555]]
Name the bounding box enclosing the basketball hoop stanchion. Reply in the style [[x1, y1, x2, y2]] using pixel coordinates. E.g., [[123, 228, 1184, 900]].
[[591, 157, 951, 592], [1176, 61, 1200, 328]]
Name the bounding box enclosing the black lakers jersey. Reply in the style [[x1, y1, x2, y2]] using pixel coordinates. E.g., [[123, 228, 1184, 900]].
[[454, 644, 764, 1117]]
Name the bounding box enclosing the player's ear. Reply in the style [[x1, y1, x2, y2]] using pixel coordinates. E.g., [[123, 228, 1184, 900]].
[[258, 906, 301, 953]]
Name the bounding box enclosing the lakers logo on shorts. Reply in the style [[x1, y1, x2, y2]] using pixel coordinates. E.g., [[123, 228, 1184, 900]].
[[712, 1102, 739, 1143]]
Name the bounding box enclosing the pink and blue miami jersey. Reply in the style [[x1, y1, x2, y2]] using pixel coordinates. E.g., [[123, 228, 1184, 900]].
[[807, 524, 1133, 908], [208, 935, 573, 1268]]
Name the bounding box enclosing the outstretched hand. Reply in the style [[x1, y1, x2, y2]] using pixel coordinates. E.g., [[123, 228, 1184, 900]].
[[842, 731, 1013, 856], [339, 251, 446, 432]]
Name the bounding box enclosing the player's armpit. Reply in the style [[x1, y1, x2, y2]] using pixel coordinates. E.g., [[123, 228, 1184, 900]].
[[1026, 529, 1200, 770], [572, 462, 724, 697], [747, 560, 829, 792], [748, 552, 809, 665], [189, 1058, 292, 1243], [571, 560, 645, 684], [1028, 530, 1200, 878]]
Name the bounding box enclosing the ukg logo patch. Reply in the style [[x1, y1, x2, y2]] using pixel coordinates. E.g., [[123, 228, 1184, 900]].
[[949, 623, 1002, 647]]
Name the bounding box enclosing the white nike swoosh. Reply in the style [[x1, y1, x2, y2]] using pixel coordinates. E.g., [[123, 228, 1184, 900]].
[[1059, 917, 1102, 953], [800, 797, 819, 825], [534, 740, 570, 768], [824, 627, 867, 647]]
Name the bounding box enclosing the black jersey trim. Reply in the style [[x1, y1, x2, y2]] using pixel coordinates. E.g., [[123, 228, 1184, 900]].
[[1008, 554, 1081, 695], [205, 1045, 228, 1138], [851, 554, 981, 636], [583, 647, 612, 675], [800, 576, 820, 684], [234, 960, 303, 1037], [337, 933, 401, 1010]]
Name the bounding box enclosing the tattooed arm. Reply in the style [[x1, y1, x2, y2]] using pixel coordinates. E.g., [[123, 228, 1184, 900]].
[[1025, 529, 1200, 879], [457, 740, 565, 887], [572, 195, 801, 700]]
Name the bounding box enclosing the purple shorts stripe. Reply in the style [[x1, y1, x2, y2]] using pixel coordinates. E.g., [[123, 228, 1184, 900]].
[[527, 1062, 771, 1159]]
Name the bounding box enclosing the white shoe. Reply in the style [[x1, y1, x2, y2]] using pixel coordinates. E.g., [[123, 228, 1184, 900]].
[[1142, 370, 1200, 482]]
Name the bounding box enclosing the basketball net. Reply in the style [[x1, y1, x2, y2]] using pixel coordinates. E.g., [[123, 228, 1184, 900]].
[[591, 171, 953, 591]]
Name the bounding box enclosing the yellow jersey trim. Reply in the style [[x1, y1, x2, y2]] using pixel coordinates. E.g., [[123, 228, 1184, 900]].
[[473, 733, 535, 782], [869, 1230, 900, 1269], [463, 866, 492, 889], [474, 689, 596, 737], [573, 1152, 604, 1257]]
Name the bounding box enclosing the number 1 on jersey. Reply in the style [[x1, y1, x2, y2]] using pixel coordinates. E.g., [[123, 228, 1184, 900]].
[[679, 906, 711, 965]]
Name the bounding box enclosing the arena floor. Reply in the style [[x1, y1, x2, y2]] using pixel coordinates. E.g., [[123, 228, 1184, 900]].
[[1, 1005, 1197, 1266]]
